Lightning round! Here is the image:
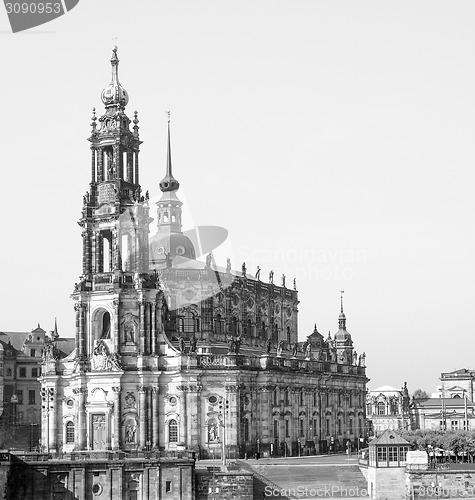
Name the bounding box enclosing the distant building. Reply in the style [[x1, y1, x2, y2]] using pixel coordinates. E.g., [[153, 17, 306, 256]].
[[439, 368, 475, 400], [412, 397, 475, 431], [0, 323, 74, 450], [366, 384, 412, 435]]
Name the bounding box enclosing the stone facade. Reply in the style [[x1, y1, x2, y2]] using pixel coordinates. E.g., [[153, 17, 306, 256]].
[[39, 47, 368, 465], [366, 384, 412, 436], [0, 325, 73, 451], [1, 451, 194, 500]]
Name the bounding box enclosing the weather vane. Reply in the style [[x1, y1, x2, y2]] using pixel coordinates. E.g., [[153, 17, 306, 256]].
[[112, 36, 118, 49], [166, 110, 171, 123]]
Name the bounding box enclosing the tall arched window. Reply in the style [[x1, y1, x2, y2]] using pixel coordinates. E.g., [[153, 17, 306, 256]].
[[66, 421, 75, 443], [261, 322, 266, 338], [272, 323, 278, 341], [179, 310, 197, 334], [101, 311, 111, 339], [231, 317, 238, 336], [215, 314, 223, 334], [377, 401, 385, 416], [245, 319, 252, 337], [168, 419, 178, 443], [286, 326, 291, 343], [243, 419, 250, 442]]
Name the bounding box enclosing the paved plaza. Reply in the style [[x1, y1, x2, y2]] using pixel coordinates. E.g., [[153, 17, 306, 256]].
[[242, 454, 369, 499]]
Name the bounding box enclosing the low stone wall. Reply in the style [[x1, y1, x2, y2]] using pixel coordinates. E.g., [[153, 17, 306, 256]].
[[407, 467, 475, 499], [195, 469, 253, 500]]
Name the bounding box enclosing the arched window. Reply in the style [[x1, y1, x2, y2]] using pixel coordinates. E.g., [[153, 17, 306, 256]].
[[168, 419, 178, 443], [215, 314, 223, 334], [261, 322, 266, 338], [287, 326, 291, 343], [273, 323, 278, 341], [101, 311, 111, 339], [243, 418, 250, 442], [179, 310, 196, 334], [66, 421, 75, 443], [231, 317, 238, 336], [245, 319, 252, 337], [299, 390, 304, 406], [377, 401, 385, 415]]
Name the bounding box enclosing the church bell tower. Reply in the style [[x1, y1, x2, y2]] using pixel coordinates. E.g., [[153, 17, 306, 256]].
[[40, 48, 164, 454]]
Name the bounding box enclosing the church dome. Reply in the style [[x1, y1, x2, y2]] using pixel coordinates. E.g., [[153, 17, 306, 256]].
[[150, 232, 196, 263], [101, 47, 129, 109]]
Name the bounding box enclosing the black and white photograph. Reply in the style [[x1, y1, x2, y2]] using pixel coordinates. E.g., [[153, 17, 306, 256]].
[[1, 2, 475, 498]]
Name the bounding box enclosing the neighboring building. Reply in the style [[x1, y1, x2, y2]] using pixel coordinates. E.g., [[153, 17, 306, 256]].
[[366, 384, 412, 436], [439, 368, 475, 400], [39, 46, 368, 470], [412, 397, 475, 431], [0, 323, 74, 450]]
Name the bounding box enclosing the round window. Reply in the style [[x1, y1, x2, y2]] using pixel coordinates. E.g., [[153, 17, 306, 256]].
[[176, 245, 185, 256], [66, 398, 74, 408], [92, 483, 103, 495], [208, 395, 218, 405], [157, 246, 165, 255], [169, 396, 177, 405]]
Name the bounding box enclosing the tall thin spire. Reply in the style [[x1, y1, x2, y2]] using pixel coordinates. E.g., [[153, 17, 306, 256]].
[[159, 112, 180, 192], [52, 317, 59, 339], [339, 290, 346, 330]]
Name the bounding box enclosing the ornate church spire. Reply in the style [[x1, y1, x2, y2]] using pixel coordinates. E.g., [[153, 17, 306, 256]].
[[159, 113, 180, 193], [101, 46, 129, 110], [339, 290, 346, 330]]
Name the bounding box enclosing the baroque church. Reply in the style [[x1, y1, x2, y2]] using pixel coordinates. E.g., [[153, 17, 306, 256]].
[[40, 47, 368, 460]]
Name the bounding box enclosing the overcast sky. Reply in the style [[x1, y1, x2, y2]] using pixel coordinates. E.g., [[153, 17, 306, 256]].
[[1, 0, 474, 393]]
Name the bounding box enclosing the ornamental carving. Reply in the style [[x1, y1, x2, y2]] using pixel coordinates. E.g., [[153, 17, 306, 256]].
[[124, 392, 136, 409], [90, 340, 122, 372], [121, 312, 138, 345]]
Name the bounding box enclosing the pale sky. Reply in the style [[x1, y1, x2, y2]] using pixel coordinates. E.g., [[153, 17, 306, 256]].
[[1, 1, 475, 393]]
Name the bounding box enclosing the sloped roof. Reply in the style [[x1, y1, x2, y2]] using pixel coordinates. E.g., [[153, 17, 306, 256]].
[[372, 385, 399, 393], [369, 429, 409, 447], [0, 332, 31, 351], [416, 397, 474, 408]]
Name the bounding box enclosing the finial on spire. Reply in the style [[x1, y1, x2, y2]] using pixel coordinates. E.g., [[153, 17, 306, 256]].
[[53, 317, 59, 339], [167, 110, 171, 123], [101, 44, 129, 109], [159, 113, 180, 192], [340, 290, 344, 313]]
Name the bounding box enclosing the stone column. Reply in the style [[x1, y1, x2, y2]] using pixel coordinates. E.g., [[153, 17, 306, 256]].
[[127, 150, 133, 183], [225, 383, 238, 458], [144, 302, 150, 354], [152, 386, 160, 449], [138, 386, 147, 449], [134, 151, 139, 186], [47, 387, 57, 452], [177, 386, 187, 447], [91, 148, 96, 183], [138, 301, 145, 354], [112, 387, 121, 450], [187, 384, 202, 451], [97, 147, 103, 182], [151, 301, 156, 355], [75, 303, 86, 358], [74, 388, 87, 450], [113, 299, 120, 353]]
